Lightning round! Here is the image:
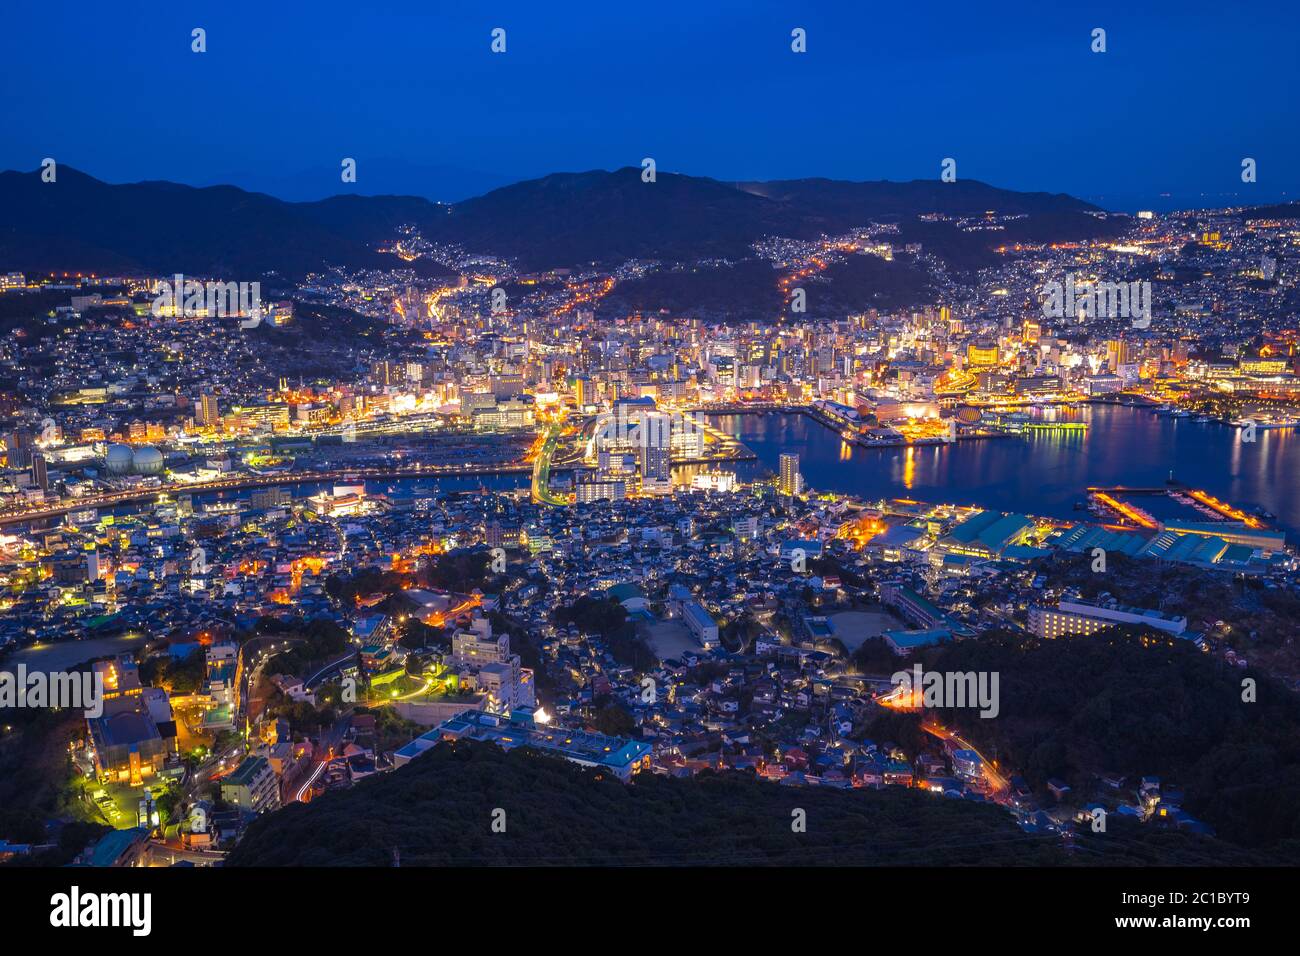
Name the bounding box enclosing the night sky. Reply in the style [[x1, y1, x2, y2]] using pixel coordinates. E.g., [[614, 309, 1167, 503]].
[[2, 1, 1296, 209]]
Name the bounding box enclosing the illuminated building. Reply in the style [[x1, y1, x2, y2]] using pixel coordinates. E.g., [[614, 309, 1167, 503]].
[[231, 402, 290, 431], [1011, 375, 1062, 396], [1106, 339, 1131, 371], [203, 643, 238, 729], [94, 657, 142, 701], [87, 694, 173, 785], [482, 519, 522, 549], [573, 376, 591, 407], [966, 343, 999, 366], [690, 469, 736, 492], [1028, 600, 1187, 639], [575, 475, 626, 503], [1161, 520, 1285, 552], [1239, 358, 1288, 377], [4, 428, 33, 469], [250, 486, 290, 510], [308, 488, 366, 516], [682, 600, 719, 649], [472, 398, 535, 429], [268, 300, 294, 326], [450, 617, 511, 667], [939, 510, 1035, 559], [880, 583, 949, 630], [449, 616, 536, 713], [671, 419, 706, 458], [220, 755, 281, 814], [640, 411, 672, 490], [778, 452, 802, 497], [1083, 373, 1123, 395], [196, 393, 219, 427]]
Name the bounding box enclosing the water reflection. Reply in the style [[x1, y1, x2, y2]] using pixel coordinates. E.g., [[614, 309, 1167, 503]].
[[708, 405, 1300, 532]]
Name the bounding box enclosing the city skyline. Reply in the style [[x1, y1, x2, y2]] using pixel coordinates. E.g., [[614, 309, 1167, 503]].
[[0, 2, 1293, 932]]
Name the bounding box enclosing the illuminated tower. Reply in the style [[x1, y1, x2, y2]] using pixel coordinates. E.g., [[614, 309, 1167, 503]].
[[779, 452, 802, 497]]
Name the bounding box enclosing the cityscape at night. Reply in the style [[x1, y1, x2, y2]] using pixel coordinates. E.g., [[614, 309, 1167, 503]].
[[0, 0, 1295, 934]]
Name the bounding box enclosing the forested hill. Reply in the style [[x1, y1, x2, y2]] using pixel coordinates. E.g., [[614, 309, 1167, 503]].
[[225, 738, 1268, 867]]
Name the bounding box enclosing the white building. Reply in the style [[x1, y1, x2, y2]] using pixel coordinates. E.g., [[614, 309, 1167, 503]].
[[682, 601, 719, 649]]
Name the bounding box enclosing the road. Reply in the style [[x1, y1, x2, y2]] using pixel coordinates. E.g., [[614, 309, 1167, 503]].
[[290, 713, 352, 803], [304, 649, 362, 690], [922, 721, 1010, 798], [237, 635, 307, 725], [531, 422, 571, 506], [0, 461, 535, 527]]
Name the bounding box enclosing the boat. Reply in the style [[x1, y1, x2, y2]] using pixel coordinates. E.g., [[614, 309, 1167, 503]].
[[1171, 408, 1191, 418], [1194, 415, 1213, 423]]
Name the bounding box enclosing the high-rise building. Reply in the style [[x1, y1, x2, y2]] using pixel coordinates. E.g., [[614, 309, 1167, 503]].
[[371, 360, 405, 386], [1105, 340, 1131, 371], [5, 428, 33, 469], [779, 452, 802, 497], [31, 452, 48, 491], [197, 393, 219, 428], [640, 412, 672, 486]]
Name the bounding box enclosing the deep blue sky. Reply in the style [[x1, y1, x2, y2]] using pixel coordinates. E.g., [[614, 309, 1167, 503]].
[[2, 1, 1296, 209]]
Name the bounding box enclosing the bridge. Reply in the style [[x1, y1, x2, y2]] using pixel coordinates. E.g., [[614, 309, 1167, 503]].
[[531, 422, 572, 506]]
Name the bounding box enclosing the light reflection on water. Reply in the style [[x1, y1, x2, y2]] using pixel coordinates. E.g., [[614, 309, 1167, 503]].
[[705, 405, 1300, 532]]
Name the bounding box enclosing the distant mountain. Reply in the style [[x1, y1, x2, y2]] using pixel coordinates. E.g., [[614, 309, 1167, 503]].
[[0, 167, 450, 280], [199, 157, 516, 204], [425, 168, 805, 268], [738, 176, 1103, 219], [424, 167, 1126, 271], [0, 165, 1130, 281], [1235, 201, 1300, 220]]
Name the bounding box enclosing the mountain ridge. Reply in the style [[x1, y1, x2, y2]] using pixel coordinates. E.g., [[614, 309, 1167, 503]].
[[0, 164, 1139, 280]]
